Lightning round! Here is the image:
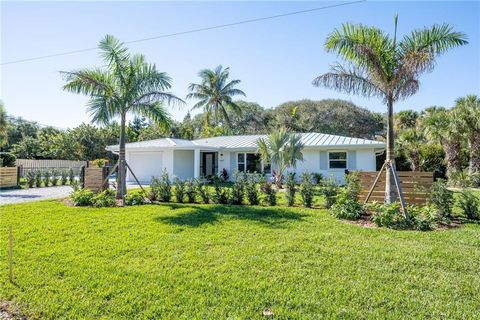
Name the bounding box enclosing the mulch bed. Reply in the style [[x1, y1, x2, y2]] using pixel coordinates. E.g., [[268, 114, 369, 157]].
[[0, 301, 27, 320]]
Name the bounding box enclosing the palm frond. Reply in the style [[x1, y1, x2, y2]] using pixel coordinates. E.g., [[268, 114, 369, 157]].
[[131, 101, 173, 131]]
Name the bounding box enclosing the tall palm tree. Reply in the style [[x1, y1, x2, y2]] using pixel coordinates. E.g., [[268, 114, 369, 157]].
[[62, 35, 183, 202], [257, 129, 304, 188], [453, 95, 480, 180], [422, 106, 462, 179], [313, 16, 467, 209], [0, 101, 7, 148], [187, 65, 245, 129]]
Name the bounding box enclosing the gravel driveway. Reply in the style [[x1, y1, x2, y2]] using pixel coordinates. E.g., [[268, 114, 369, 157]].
[[0, 186, 73, 205]]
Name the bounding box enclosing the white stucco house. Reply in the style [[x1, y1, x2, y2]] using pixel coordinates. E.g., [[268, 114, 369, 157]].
[[106, 133, 385, 184]]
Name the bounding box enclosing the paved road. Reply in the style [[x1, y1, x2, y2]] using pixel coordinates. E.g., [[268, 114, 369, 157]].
[[0, 186, 73, 205]]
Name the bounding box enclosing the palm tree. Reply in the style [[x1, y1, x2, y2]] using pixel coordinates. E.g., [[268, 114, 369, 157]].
[[187, 65, 245, 129], [0, 101, 7, 148], [62, 35, 183, 202], [257, 129, 304, 188], [422, 106, 462, 179], [453, 95, 480, 181], [313, 16, 467, 210], [397, 127, 424, 172]]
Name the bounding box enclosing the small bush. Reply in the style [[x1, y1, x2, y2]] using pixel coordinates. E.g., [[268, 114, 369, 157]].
[[184, 179, 197, 203], [231, 171, 246, 205], [151, 170, 171, 202], [285, 172, 296, 207], [173, 177, 186, 203], [369, 202, 435, 231], [35, 170, 42, 188], [70, 188, 95, 206], [260, 179, 277, 206], [92, 189, 116, 207], [91, 158, 109, 168], [321, 178, 338, 209], [125, 193, 145, 206], [0, 153, 16, 167], [51, 169, 59, 186], [220, 168, 229, 181], [244, 173, 260, 205], [345, 171, 361, 199], [299, 171, 314, 208], [428, 179, 453, 219], [68, 168, 75, 184], [196, 181, 210, 204], [43, 170, 51, 187], [25, 171, 36, 188], [60, 170, 68, 185], [212, 178, 230, 204], [312, 173, 323, 185], [331, 190, 363, 220], [457, 190, 480, 220]]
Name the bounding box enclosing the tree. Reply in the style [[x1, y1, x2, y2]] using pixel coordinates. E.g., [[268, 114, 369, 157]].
[[313, 16, 467, 209], [62, 35, 183, 202], [257, 129, 304, 189], [187, 65, 245, 129], [453, 95, 480, 180], [0, 101, 7, 148]]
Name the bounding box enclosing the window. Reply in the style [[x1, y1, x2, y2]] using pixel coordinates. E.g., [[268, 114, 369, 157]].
[[329, 152, 347, 169], [237, 153, 269, 173]]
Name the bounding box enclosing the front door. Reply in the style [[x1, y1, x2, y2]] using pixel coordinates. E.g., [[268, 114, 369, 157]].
[[201, 152, 217, 177]]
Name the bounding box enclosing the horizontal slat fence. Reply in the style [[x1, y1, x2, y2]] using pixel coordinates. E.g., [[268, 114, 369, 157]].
[[0, 167, 19, 188], [357, 171, 433, 205], [17, 159, 87, 177], [84, 167, 109, 193]]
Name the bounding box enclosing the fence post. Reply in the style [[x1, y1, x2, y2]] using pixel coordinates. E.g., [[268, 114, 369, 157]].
[[102, 166, 109, 190], [16, 165, 22, 187], [80, 165, 85, 189]]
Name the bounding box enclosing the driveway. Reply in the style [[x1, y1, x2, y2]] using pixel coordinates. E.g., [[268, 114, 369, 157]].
[[0, 186, 73, 205]]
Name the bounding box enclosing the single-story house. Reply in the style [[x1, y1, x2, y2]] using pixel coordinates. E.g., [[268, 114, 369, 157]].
[[106, 133, 385, 184]]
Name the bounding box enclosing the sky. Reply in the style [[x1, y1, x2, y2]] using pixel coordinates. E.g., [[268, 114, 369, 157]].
[[1, 1, 479, 129]]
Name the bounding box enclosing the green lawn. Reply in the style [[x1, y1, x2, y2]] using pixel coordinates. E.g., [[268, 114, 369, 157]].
[[1, 200, 479, 319]]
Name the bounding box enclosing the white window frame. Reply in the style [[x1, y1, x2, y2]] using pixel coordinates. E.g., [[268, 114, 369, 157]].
[[328, 151, 348, 170], [236, 152, 270, 174]]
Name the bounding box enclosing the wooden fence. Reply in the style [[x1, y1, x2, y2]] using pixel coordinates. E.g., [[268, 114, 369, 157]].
[[358, 171, 434, 205], [0, 167, 19, 188], [83, 167, 109, 193]]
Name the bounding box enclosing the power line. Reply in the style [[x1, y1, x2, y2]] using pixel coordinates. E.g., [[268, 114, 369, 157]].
[[1, 0, 366, 66]]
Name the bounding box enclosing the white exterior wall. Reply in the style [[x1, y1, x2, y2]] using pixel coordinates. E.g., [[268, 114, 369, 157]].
[[173, 150, 194, 180], [294, 149, 320, 175], [126, 149, 173, 183], [218, 150, 231, 178], [356, 149, 376, 171]]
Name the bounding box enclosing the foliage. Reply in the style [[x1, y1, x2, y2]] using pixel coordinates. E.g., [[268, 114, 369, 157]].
[[457, 190, 480, 220], [68, 168, 75, 185], [230, 171, 246, 205], [92, 189, 116, 207], [70, 188, 95, 206], [331, 190, 363, 220], [321, 178, 339, 209], [369, 202, 436, 231], [260, 179, 277, 206], [345, 171, 361, 199], [244, 174, 260, 205], [285, 172, 296, 207], [184, 179, 197, 203], [212, 178, 230, 205], [220, 168, 229, 181], [35, 170, 42, 188], [151, 170, 172, 202], [0, 152, 16, 167], [173, 177, 186, 203], [196, 181, 210, 204], [43, 170, 51, 187], [91, 158, 109, 168], [51, 169, 59, 186], [125, 193, 145, 206], [428, 179, 454, 219], [25, 171, 36, 188], [299, 171, 314, 208], [60, 170, 68, 185], [0, 100, 7, 147], [312, 173, 323, 185]]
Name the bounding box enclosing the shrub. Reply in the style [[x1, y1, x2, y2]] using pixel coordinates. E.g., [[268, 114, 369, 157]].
[[196, 181, 210, 204], [212, 178, 230, 204], [91, 158, 109, 168], [173, 177, 186, 203], [285, 172, 296, 206], [151, 169, 171, 202], [184, 179, 197, 203], [68, 168, 75, 184], [244, 173, 260, 205], [448, 170, 472, 188], [369, 202, 435, 231], [331, 190, 363, 220], [312, 173, 323, 186], [260, 179, 277, 206], [43, 170, 51, 187], [92, 189, 116, 207], [299, 171, 314, 208], [345, 171, 361, 199], [35, 170, 42, 187], [321, 178, 338, 209], [51, 169, 59, 186], [272, 169, 283, 188], [457, 190, 480, 220], [231, 171, 246, 205], [0, 153, 16, 167], [24, 171, 36, 188], [70, 188, 94, 206], [428, 179, 453, 219], [60, 170, 68, 185], [125, 193, 145, 206], [220, 168, 229, 181]]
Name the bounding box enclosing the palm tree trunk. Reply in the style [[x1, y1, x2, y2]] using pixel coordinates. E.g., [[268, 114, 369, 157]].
[[116, 112, 127, 203], [444, 139, 462, 180], [385, 95, 397, 203], [410, 151, 420, 171], [469, 132, 480, 177]]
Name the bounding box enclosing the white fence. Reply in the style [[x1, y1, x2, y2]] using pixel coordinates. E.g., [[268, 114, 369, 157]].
[[16, 159, 88, 177]]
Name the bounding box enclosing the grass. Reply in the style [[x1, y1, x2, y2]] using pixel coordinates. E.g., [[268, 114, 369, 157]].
[[0, 198, 479, 319]]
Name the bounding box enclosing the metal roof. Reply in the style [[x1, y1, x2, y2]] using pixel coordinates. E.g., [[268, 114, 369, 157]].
[[107, 133, 384, 152]]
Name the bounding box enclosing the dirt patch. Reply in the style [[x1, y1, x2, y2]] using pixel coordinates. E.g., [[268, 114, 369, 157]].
[[0, 301, 27, 320], [341, 214, 377, 228]]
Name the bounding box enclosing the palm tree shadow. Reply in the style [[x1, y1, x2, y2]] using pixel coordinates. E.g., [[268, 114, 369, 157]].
[[154, 203, 306, 228]]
